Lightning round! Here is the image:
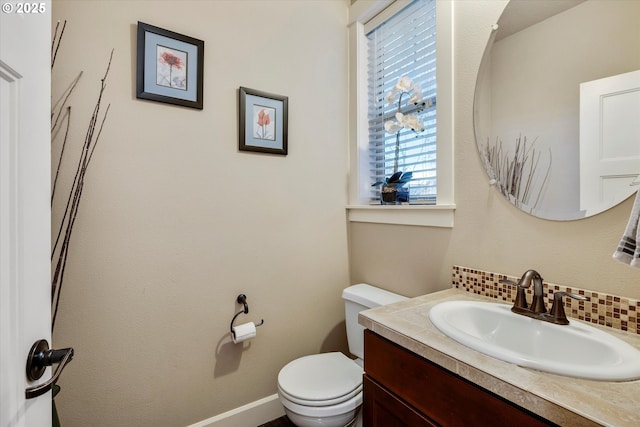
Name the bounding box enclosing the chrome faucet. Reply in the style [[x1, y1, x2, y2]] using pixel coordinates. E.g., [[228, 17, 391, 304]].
[[501, 270, 586, 325]]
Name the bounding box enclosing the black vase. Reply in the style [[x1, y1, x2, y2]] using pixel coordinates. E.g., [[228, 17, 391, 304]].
[[53, 384, 61, 427]]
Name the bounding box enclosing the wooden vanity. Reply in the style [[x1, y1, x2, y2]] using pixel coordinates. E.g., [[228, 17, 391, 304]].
[[359, 289, 640, 427], [364, 330, 554, 426]]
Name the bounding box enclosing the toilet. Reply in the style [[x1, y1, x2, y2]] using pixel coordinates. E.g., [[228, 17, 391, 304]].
[[277, 284, 408, 427]]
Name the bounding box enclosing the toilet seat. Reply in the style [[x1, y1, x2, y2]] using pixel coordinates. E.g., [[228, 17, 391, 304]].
[[278, 383, 362, 407], [280, 387, 362, 418], [277, 352, 363, 407]]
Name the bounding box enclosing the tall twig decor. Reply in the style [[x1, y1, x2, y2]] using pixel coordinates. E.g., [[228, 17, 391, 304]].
[[50, 20, 113, 332], [479, 135, 552, 211]]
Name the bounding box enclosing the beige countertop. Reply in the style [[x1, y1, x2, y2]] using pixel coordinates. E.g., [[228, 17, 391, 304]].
[[359, 288, 640, 427]]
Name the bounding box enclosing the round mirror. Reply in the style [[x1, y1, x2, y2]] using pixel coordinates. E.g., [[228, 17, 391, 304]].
[[474, 0, 640, 220]]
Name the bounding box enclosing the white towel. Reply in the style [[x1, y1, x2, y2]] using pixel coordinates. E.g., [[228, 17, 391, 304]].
[[613, 189, 640, 268]]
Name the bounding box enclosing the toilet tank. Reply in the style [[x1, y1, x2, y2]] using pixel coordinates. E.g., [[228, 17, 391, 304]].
[[342, 284, 408, 362]]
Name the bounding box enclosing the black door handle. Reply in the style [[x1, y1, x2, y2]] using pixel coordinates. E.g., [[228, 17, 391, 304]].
[[25, 339, 74, 399]]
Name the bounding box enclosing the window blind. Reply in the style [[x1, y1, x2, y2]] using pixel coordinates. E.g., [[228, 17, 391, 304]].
[[366, 0, 437, 203]]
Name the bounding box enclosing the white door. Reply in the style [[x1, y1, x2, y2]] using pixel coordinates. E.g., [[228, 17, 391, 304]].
[[579, 70, 640, 215], [1, 2, 53, 426]]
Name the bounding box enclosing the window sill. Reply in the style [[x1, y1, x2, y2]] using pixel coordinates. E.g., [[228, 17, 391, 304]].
[[346, 204, 455, 227]]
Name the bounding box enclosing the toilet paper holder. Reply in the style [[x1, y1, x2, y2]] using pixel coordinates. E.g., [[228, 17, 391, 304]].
[[230, 294, 264, 338]]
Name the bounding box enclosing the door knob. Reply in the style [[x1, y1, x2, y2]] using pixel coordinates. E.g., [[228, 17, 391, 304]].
[[25, 339, 74, 399]]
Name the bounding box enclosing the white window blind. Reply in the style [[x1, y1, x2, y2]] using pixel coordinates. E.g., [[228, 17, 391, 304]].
[[366, 0, 437, 204]]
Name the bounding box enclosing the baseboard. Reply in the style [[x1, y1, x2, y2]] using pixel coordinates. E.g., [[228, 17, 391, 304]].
[[186, 394, 285, 427]]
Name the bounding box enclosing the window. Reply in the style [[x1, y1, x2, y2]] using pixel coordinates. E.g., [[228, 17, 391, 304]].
[[366, 0, 437, 204], [347, 0, 454, 227]]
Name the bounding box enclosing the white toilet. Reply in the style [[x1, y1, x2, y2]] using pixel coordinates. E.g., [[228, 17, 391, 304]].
[[277, 284, 408, 427]]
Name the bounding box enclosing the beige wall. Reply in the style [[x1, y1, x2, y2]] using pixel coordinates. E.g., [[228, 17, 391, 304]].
[[52, 1, 350, 425], [351, 0, 640, 302]]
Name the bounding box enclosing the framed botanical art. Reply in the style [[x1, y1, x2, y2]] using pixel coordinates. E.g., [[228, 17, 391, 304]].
[[136, 22, 204, 109], [239, 87, 288, 155]]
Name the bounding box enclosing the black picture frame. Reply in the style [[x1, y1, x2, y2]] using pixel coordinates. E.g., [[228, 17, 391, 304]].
[[136, 22, 204, 109], [239, 87, 288, 155]]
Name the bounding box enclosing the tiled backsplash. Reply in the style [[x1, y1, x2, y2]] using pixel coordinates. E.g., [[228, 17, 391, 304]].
[[452, 265, 640, 335]]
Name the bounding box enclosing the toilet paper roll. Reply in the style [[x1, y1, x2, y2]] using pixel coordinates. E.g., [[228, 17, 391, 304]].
[[232, 322, 257, 344]]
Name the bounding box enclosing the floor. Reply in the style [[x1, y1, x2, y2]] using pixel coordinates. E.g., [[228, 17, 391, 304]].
[[257, 415, 296, 427]]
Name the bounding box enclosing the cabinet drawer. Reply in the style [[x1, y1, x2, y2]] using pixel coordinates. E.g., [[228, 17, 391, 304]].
[[364, 330, 555, 427], [363, 376, 437, 427]]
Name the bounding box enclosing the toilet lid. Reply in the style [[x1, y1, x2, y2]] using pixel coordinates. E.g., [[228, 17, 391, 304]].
[[278, 352, 363, 402]]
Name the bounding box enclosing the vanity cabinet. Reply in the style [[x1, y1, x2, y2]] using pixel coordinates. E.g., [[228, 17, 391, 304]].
[[363, 330, 557, 427]]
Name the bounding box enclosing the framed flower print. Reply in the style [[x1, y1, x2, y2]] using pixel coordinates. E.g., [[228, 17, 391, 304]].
[[239, 87, 288, 155], [136, 22, 204, 109]]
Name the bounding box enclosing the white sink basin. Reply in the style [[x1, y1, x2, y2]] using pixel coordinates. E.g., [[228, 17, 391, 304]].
[[428, 300, 640, 381]]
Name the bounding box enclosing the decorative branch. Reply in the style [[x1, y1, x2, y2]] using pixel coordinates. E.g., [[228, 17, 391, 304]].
[[51, 71, 82, 131], [51, 33, 114, 331], [51, 20, 83, 204], [480, 135, 551, 210], [51, 20, 66, 70], [51, 106, 73, 205]]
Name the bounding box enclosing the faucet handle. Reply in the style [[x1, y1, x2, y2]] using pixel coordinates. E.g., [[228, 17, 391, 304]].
[[500, 278, 528, 311], [547, 292, 587, 325]]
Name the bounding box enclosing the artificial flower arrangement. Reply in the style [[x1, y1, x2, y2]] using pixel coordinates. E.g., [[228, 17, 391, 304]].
[[372, 76, 429, 204]]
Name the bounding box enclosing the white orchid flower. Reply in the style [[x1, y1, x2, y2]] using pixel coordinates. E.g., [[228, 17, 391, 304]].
[[384, 120, 402, 133], [395, 76, 413, 92], [385, 87, 400, 104], [408, 83, 423, 105], [383, 76, 426, 134], [402, 114, 424, 132]]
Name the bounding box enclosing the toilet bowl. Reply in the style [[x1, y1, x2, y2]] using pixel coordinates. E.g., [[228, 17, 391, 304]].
[[277, 284, 407, 427], [277, 352, 363, 427]]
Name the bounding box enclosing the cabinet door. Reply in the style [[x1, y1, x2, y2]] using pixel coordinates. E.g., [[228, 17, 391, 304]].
[[363, 376, 437, 427]]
